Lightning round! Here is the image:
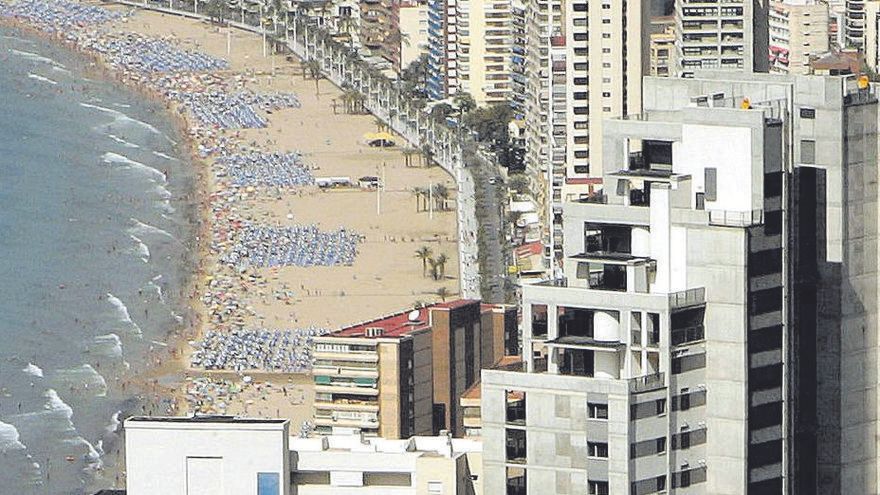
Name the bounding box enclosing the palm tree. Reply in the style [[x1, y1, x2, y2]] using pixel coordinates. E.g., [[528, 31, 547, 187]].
[[374, 117, 386, 133], [432, 183, 449, 211], [420, 144, 434, 167], [435, 253, 448, 279], [304, 58, 322, 96], [414, 246, 432, 277], [402, 147, 417, 167], [428, 257, 440, 281], [412, 187, 426, 212], [435, 287, 450, 302]]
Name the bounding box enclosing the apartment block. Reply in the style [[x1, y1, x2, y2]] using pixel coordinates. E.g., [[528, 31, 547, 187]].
[[845, 0, 867, 47], [675, 0, 769, 76], [360, 0, 401, 68], [522, 0, 649, 271], [399, 0, 429, 70], [456, 0, 515, 106], [481, 72, 878, 494], [650, 17, 678, 76], [427, 0, 458, 99], [312, 301, 516, 439], [768, 0, 829, 75]]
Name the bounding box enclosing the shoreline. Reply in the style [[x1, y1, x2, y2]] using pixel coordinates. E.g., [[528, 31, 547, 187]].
[[2, 0, 461, 422]]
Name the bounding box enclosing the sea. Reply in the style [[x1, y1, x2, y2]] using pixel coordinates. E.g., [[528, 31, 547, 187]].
[[0, 26, 198, 494]]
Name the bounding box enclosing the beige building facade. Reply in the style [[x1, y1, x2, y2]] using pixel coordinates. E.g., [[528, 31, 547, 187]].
[[455, 0, 515, 106], [769, 0, 829, 74], [312, 300, 515, 439], [399, 0, 429, 69]]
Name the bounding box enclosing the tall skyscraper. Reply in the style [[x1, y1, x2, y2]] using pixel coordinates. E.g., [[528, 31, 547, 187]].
[[768, 0, 829, 75], [427, 0, 458, 99], [481, 72, 878, 494], [675, 0, 770, 76], [522, 0, 649, 270]]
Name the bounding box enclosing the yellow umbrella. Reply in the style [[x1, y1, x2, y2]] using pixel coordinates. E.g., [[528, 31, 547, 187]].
[[373, 131, 395, 142], [363, 132, 377, 141]]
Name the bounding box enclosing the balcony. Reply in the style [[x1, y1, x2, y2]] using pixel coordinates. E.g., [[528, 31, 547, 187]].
[[629, 372, 666, 393], [669, 287, 706, 308]]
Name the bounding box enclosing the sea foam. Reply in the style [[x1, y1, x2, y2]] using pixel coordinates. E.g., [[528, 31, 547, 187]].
[[102, 152, 165, 183], [27, 73, 57, 85], [22, 363, 43, 378], [129, 234, 150, 263], [80, 102, 161, 135], [106, 293, 142, 336], [0, 421, 26, 453]]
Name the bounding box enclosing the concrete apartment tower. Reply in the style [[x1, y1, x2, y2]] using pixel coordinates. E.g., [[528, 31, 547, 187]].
[[768, 0, 829, 75], [522, 0, 649, 271], [846, 0, 867, 46], [675, 0, 770, 76], [481, 72, 878, 494], [427, 0, 458, 99]]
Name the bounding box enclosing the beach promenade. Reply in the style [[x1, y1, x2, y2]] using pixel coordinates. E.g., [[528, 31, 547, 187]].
[[0, 0, 468, 435]]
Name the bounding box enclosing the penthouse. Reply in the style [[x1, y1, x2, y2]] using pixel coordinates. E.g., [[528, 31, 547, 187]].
[[312, 300, 517, 439]]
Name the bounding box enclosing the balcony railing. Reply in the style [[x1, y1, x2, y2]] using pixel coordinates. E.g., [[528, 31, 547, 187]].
[[669, 287, 706, 308], [707, 209, 763, 227], [629, 372, 666, 393]]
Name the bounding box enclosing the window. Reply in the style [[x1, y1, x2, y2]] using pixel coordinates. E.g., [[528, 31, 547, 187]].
[[506, 429, 527, 462], [630, 436, 666, 458], [671, 352, 707, 374], [602, 62, 611, 68], [428, 481, 444, 494], [258, 473, 280, 495], [800, 107, 816, 119], [588, 442, 609, 458], [656, 398, 667, 415], [765, 210, 782, 235], [588, 402, 609, 419], [750, 287, 782, 315], [801, 139, 816, 164], [704, 167, 717, 201], [574, 150, 589, 159], [573, 3, 588, 11], [602, 18, 611, 23], [603, 106, 611, 112], [602, 48, 611, 54], [574, 91, 588, 100], [602, 91, 611, 97], [574, 165, 590, 174], [603, 33, 611, 38], [589, 480, 610, 495]]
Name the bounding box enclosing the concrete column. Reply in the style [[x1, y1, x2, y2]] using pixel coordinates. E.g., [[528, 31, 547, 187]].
[[649, 183, 672, 292]]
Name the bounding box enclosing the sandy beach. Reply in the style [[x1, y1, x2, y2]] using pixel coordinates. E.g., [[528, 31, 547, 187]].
[[1, 0, 461, 439], [117, 9, 461, 421]]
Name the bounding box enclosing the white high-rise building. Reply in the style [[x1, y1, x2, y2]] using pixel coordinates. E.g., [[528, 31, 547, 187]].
[[481, 71, 880, 495], [523, 0, 649, 270]]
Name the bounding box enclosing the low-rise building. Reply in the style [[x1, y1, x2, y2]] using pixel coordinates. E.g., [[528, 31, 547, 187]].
[[123, 417, 482, 495], [312, 300, 516, 438], [291, 433, 483, 494], [650, 17, 677, 77], [124, 416, 290, 495]]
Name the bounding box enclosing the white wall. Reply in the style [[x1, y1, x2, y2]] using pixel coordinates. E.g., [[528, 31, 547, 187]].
[[675, 124, 756, 213], [125, 419, 290, 495]]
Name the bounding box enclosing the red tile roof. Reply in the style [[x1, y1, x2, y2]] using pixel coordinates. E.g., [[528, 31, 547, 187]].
[[332, 307, 432, 339], [432, 299, 479, 310]]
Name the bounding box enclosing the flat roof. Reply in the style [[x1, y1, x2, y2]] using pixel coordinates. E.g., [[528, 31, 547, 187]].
[[127, 415, 287, 424], [330, 300, 481, 339]]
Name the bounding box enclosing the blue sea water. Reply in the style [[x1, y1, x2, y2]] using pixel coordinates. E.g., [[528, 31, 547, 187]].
[[0, 27, 197, 494]]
